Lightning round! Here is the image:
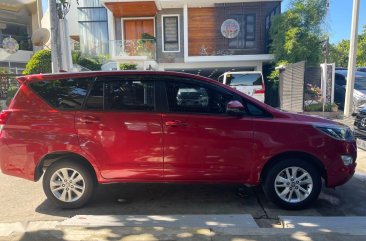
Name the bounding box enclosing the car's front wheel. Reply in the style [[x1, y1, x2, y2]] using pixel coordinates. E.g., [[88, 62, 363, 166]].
[[42, 160, 95, 209], [262, 159, 322, 210]]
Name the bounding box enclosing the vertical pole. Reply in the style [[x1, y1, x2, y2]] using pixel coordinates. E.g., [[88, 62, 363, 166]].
[[344, 0, 360, 116], [49, 0, 59, 73], [183, 3, 189, 63]]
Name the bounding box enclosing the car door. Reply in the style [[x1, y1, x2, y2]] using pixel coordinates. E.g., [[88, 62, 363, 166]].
[[75, 75, 163, 180], [161, 77, 255, 182]]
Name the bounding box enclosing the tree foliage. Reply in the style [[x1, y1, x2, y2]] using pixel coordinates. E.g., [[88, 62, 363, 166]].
[[270, 0, 328, 66], [329, 26, 366, 67], [23, 50, 52, 75]]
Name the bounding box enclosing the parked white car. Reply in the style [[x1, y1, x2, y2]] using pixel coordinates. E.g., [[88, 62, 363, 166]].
[[218, 71, 265, 102]]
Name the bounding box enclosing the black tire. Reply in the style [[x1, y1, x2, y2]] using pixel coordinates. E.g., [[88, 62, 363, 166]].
[[262, 159, 322, 210], [42, 160, 95, 209]]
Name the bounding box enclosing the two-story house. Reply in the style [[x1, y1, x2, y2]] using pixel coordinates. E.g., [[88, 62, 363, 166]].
[[80, 0, 281, 78]]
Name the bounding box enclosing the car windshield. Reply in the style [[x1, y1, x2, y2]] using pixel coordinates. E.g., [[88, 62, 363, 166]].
[[355, 77, 366, 90], [226, 73, 262, 86]]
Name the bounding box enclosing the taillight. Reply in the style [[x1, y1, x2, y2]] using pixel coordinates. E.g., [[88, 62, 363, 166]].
[[0, 111, 11, 131], [254, 83, 265, 94]]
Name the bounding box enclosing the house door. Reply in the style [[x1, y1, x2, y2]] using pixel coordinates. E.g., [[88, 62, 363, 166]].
[[123, 19, 154, 55]]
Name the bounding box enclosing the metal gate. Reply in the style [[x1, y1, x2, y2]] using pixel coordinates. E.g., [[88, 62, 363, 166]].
[[279, 61, 306, 112]]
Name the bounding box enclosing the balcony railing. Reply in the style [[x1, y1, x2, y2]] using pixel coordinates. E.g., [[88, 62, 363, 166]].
[[110, 39, 156, 60], [0, 34, 33, 51]]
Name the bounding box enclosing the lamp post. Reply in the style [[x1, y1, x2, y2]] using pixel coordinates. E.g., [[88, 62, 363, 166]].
[[344, 0, 360, 116]]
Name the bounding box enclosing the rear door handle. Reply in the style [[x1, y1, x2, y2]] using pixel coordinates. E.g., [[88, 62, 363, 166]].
[[76, 116, 100, 124], [165, 120, 188, 127]]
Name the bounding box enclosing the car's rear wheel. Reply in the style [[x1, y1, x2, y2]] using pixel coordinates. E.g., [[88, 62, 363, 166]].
[[42, 160, 95, 209], [262, 159, 322, 210]]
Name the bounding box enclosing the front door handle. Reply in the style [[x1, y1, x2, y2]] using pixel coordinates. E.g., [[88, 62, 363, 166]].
[[165, 120, 188, 127], [76, 116, 100, 124]]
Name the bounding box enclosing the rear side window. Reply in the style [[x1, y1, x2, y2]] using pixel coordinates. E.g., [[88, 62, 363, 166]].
[[226, 73, 263, 86], [85, 76, 155, 112], [105, 80, 155, 111], [29, 78, 92, 110]]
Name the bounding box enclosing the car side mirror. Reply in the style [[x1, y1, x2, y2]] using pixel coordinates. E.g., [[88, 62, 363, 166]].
[[226, 100, 246, 117]]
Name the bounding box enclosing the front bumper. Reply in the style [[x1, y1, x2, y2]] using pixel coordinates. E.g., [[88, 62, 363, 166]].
[[327, 163, 356, 187]]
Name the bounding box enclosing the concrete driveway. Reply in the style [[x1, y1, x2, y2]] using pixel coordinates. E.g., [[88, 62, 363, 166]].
[[1, 151, 366, 228]]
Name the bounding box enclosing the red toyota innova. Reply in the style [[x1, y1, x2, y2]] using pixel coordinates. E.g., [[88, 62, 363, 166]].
[[0, 71, 356, 209]]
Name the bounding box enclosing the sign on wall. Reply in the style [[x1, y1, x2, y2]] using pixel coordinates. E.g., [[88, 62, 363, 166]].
[[2, 37, 19, 54], [221, 19, 240, 39]]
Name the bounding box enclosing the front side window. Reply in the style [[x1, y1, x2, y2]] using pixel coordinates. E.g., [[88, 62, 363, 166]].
[[29, 78, 92, 110], [166, 80, 233, 114], [162, 16, 179, 52]]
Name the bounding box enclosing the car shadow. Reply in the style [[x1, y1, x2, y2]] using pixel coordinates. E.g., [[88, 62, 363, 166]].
[[35, 183, 266, 219]]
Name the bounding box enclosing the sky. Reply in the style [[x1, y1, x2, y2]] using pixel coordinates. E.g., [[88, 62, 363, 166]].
[[283, 0, 366, 44], [42, 0, 365, 44]]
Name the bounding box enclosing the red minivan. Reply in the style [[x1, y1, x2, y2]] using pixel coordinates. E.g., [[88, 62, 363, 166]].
[[0, 71, 357, 209]]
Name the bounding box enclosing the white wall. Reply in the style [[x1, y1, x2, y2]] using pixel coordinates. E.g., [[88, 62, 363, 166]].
[[0, 48, 33, 63], [41, 4, 78, 47], [66, 2, 79, 37]]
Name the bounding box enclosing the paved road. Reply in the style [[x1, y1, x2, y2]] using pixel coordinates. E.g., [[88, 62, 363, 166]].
[[1, 150, 366, 227]]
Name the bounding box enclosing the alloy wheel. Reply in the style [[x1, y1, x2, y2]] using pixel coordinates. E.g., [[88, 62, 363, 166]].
[[274, 166, 313, 203], [49, 168, 86, 203]]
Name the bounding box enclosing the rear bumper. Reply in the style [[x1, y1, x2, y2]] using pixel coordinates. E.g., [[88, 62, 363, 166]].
[[0, 140, 35, 181]]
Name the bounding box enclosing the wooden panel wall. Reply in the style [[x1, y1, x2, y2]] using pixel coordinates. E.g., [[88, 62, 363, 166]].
[[188, 8, 216, 56]]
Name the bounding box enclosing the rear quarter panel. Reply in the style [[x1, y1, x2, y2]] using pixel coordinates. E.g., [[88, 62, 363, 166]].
[[0, 84, 91, 181]]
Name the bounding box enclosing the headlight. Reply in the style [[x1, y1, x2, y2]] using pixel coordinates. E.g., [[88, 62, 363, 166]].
[[314, 125, 354, 141]]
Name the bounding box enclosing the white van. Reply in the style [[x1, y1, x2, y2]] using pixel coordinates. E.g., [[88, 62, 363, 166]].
[[218, 71, 265, 102]]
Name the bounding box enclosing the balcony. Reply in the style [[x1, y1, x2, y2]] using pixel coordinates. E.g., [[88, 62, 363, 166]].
[[0, 34, 33, 52], [0, 34, 33, 63], [110, 39, 156, 61]]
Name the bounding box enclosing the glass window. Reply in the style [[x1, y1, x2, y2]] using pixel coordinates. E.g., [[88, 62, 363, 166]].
[[163, 16, 179, 52], [166, 80, 233, 114], [355, 77, 366, 90], [228, 14, 256, 49], [104, 79, 155, 111], [246, 102, 267, 117], [29, 78, 92, 110], [86, 81, 103, 110], [335, 74, 346, 86], [226, 73, 263, 86]]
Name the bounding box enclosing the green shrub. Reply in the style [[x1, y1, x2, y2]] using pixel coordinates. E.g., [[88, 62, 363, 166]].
[[304, 103, 338, 112], [72, 51, 81, 63], [120, 63, 137, 70], [23, 49, 51, 75], [77, 57, 102, 71]]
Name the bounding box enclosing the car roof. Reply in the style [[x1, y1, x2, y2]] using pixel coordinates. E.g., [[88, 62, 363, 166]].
[[224, 71, 263, 75], [335, 70, 366, 78], [17, 71, 216, 84]]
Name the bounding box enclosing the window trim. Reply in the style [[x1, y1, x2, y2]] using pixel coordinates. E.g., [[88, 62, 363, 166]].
[[161, 14, 180, 53]]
